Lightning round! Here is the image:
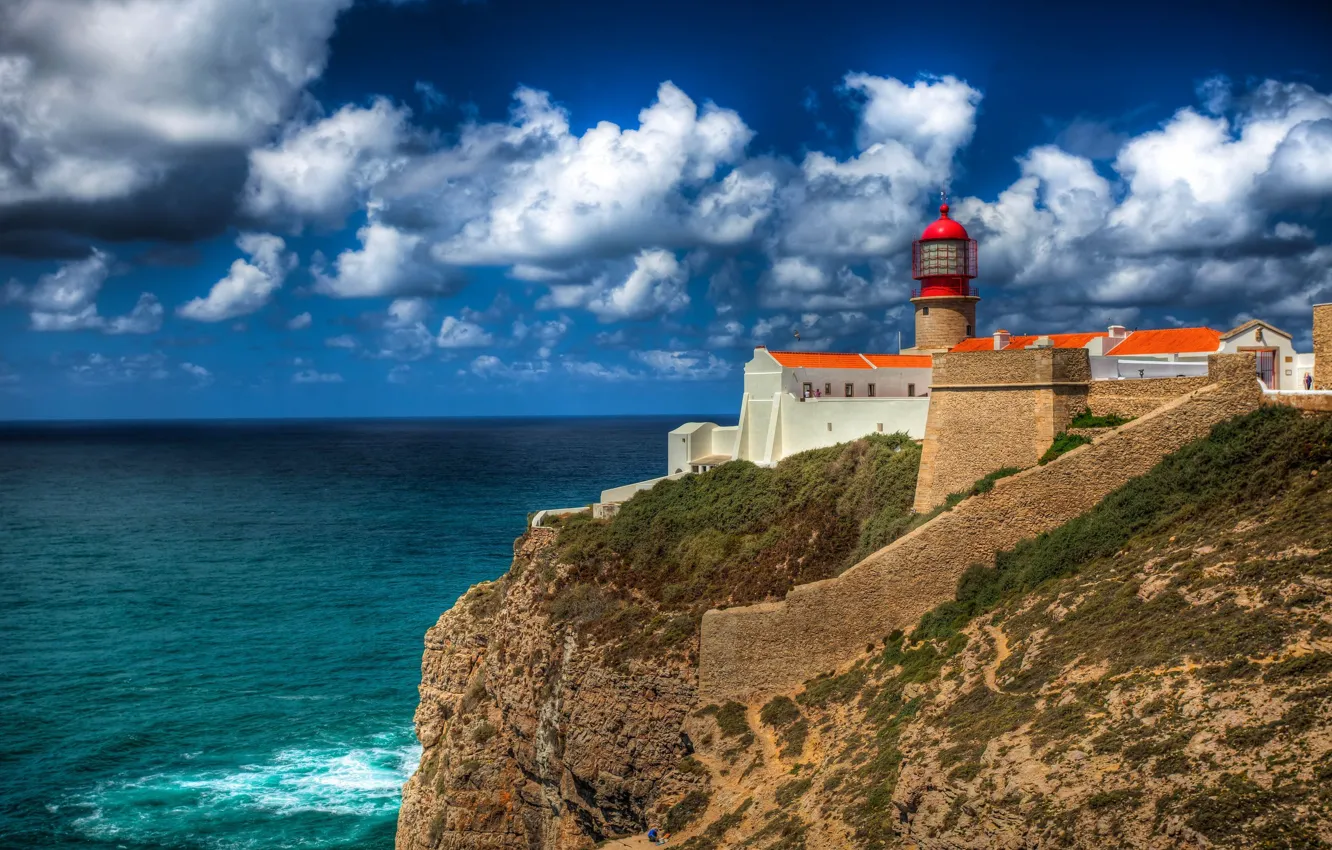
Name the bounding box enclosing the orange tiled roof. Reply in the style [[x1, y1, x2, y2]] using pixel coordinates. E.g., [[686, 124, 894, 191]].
[[1106, 327, 1220, 356], [767, 351, 873, 369], [949, 332, 1108, 352], [949, 337, 999, 352], [862, 354, 934, 368]]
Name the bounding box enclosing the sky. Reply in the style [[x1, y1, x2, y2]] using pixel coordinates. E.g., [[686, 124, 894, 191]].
[[1, 0, 1331, 420]]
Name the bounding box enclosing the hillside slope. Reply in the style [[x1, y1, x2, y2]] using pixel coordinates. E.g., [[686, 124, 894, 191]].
[[677, 406, 1332, 849]]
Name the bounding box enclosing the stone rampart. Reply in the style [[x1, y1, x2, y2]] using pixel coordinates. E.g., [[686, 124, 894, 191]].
[[1315, 304, 1331, 391], [1087, 376, 1211, 418], [697, 354, 1260, 703], [912, 348, 1090, 512]]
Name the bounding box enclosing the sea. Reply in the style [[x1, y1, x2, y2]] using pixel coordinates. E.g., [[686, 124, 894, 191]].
[[0, 417, 724, 849]]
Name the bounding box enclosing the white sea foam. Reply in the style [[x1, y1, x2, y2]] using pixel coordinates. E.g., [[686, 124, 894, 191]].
[[68, 732, 423, 848]]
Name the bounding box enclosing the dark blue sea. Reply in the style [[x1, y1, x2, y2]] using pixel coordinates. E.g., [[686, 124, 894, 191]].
[[0, 417, 719, 849]]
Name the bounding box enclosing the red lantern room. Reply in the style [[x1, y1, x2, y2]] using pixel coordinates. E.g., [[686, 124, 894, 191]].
[[904, 200, 981, 354], [911, 203, 978, 297]]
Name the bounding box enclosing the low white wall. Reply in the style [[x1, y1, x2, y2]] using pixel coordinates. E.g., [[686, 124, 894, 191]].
[[1091, 356, 1211, 379], [600, 472, 686, 505], [530, 507, 588, 528], [776, 395, 929, 457]]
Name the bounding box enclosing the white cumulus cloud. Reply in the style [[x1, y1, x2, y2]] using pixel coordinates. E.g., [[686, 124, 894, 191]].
[[436, 316, 494, 348], [11, 250, 163, 333], [243, 97, 411, 229], [178, 233, 295, 322]]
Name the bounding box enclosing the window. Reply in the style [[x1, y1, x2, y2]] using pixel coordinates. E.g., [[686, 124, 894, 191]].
[[922, 306, 930, 316], [907, 383, 916, 397], [876, 423, 883, 432], [867, 383, 876, 397], [827, 422, 832, 432], [966, 324, 973, 336], [824, 382, 831, 396], [844, 383, 853, 397]]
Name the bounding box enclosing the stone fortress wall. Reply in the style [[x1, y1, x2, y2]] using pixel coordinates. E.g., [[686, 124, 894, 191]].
[[697, 354, 1261, 703], [912, 348, 1091, 512]]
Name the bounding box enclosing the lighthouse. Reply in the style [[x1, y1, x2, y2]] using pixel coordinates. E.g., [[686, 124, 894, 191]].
[[905, 202, 979, 353]]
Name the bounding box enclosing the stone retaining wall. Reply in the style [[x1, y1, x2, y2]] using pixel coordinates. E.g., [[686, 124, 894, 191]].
[[1087, 376, 1211, 418], [697, 354, 1260, 703]]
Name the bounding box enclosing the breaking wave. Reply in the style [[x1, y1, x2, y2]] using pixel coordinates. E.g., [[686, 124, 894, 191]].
[[66, 732, 422, 849]]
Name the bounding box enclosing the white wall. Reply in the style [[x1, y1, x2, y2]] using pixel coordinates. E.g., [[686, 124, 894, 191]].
[[1296, 353, 1315, 389], [782, 366, 931, 399], [1092, 356, 1210, 379], [600, 473, 685, 505], [739, 394, 775, 463], [776, 396, 929, 456]]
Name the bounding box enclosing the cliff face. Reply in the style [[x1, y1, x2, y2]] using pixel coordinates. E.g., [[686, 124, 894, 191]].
[[396, 529, 703, 850]]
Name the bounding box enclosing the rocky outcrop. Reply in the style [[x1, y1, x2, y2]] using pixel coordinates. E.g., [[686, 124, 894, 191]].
[[396, 530, 703, 850]]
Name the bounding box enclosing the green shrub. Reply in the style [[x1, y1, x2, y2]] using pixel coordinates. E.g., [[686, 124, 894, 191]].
[[549, 582, 616, 623], [471, 721, 496, 744], [775, 777, 813, 807], [797, 666, 867, 707], [1039, 432, 1092, 465], [760, 695, 802, 727], [664, 789, 711, 833], [1069, 409, 1134, 428], [698, 701, 750, 738], [1265, 652, 1332, 681], [778, 720, 809, 760]]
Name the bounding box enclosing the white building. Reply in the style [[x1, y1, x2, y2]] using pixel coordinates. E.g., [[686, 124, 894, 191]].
[[594, 349, 932, 512], [957, 319, 1307, 389], [673, 348, 933, 475]]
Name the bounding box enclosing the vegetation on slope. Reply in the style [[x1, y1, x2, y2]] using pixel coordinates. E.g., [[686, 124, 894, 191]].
[[548, 433, 923, 656], [794, 405, 1332, 848]]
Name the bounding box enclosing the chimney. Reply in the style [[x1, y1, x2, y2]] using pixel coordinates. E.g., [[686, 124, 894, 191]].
[[1026, 336, 1054, 349], [1108, 324, 1128, 339], [993, 329, 1010, 350]]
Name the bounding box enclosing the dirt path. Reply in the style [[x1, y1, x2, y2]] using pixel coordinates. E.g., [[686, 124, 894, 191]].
[[600, 836, 659, 848], [983, 623, 1011, 693], [748, 703, 783, 768]]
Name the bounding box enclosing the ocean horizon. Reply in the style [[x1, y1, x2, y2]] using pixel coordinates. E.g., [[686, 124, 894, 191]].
[[0, 416, 734, 849]]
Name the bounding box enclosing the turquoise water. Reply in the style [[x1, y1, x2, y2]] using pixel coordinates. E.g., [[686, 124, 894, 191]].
[[0, 418, 712, 848]]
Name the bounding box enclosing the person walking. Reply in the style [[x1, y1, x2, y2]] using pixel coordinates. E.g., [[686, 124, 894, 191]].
[[1307, 372, 1314, 391]]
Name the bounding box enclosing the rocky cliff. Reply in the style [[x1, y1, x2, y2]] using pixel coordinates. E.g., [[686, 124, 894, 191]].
[[399, 408, 1332, 849], [396, 528, 706, 850]]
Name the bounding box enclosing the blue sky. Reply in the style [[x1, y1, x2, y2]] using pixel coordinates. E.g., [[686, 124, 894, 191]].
[[2, 0, 1331, 420]]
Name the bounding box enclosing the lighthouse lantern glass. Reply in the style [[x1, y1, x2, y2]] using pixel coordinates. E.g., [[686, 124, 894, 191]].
[[917, 239, 967, 276]]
